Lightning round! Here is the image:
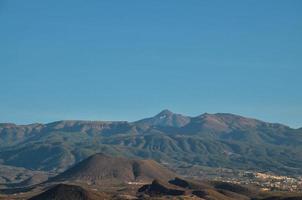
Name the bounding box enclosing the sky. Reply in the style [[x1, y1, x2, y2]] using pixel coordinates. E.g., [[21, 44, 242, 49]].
[[0, 0, 301, 127]]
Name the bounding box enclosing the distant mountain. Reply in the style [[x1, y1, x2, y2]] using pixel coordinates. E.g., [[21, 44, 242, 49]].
[[134, 109, 191, 128], [51, 153, 175, 184], [0, 110, 302, 176], [0, 123, 43, 147], [0, 164, 48, 187]]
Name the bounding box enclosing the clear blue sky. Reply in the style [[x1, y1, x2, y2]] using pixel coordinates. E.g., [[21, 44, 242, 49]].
[[0, 0, 301, 127]]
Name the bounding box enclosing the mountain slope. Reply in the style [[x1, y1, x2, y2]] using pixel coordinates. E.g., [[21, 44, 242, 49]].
[[0, 110, 301, 175], [51, 153, 176, 184], [0, 164, 48, 187]]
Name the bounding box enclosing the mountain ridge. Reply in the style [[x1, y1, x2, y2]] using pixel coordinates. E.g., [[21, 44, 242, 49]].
[[0, 110, 296, 129], [0, 110, 301, 176]]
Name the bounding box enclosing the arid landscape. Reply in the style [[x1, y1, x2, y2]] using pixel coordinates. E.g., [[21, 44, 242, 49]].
[[1, 153, 302, 200], [0, 111, 302, 199]]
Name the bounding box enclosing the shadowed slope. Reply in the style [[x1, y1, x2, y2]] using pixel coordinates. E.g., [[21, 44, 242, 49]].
[[139, 178, 252, 200], [28, 184, 103, 200], [138, 179, 186, 196]]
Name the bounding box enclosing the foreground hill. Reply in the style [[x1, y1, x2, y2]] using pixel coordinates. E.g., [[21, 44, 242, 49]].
[[138, 178, 253, 200], [1, 155, 301, 200], [28, 184, 107, 200], [0, 110, 302, 175], [51, 153, 175, 184]]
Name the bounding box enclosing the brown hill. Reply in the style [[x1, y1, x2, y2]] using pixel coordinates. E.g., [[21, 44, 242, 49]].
[[138, 179, 186, 196], [51, 153, 176, 185], [28, 184, 105, 200], [210, 181, 258, 197], [139, 177, 254, 200], [138, 178, 252, 200]]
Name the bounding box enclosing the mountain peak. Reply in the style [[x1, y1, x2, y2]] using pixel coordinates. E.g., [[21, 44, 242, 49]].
[[135, 110, 191, 128], [157, 109, 174, 116]]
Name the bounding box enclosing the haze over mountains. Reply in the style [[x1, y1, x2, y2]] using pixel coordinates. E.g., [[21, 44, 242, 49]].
[[0, 110, 302, 177]]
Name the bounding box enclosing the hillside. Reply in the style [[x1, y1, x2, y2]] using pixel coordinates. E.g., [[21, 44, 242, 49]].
[[0, 110, 302, 176], [51, 153, 176, 184], [0, 164, 48, 187], [138, 177, 254, 200], [28, 184, 106, 200]]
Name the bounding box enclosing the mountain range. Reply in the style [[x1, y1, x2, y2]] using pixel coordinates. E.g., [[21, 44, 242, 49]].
[[0, 110, 302, 177]]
